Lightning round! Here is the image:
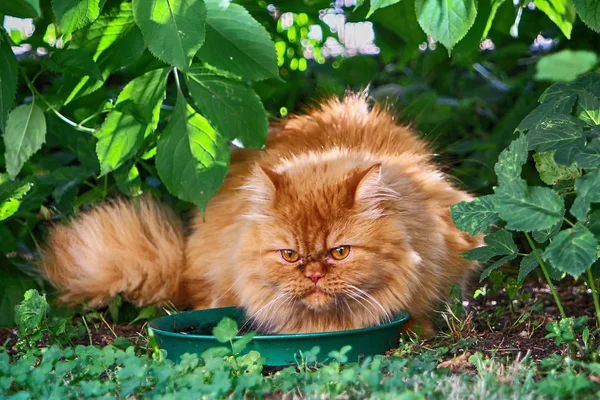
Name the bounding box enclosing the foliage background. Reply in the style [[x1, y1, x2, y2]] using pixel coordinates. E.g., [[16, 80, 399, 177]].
[[1, 0, 600, 328]]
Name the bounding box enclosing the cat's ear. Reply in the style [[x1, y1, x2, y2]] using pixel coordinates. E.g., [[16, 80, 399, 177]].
[[241, 165, 282, 221], [350, 164, 382, 202]]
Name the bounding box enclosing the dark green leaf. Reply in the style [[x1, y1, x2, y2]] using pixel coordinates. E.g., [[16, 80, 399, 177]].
[[4, 103, 47, 180], [0, 256, 38, 327], [450, 195, 499, 235], [0, 0, 40, 18], [114, 163, 142, 197], [483, 0, 506, 38], [544, 223, 598, 277], [415, 0, 477, 53], [494, 181, 565, 231], [0, 174, 33, 221], [52, 0, 105, 38], [132, 0, 206, 71], [39, 166, 93, 202], [187, 68, 268, 148], [575, 88, 600, 126], [574, 0, 600, 32], [96, 68, 169, 175], [527, 114, 586, 165], [533, 0, 576, 38], [196, 0, 279, 81], [462, 229, 517, 262], [571, 169, 600, 221], [480, 254, 516, 281], [367, 0, 401, 17], [14, 289, 48, 335], [576, 138, 600, 168], [156, 92, 230, 212], [517, 96, 577, 132], [47, 49, 103, 81], [129, 306, 157, 325], [532, 221, 562, 243], [533, 151, 581, 185], [518, 251, 540, 282], [0, 31, 18, 132], [536, 50, 598, 82], [213, 317, 238, 343], [494, 135, 528, 187]]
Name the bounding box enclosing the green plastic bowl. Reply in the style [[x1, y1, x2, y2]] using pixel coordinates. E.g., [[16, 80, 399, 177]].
[[148, 306, 409, 366]]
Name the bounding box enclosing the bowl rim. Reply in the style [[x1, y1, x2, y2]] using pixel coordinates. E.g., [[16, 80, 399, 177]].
[[149, 306, 410, 340]]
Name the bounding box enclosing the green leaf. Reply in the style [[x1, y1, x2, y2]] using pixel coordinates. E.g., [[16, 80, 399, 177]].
[[462, 230, 517, 280], [62, 2, 145, 104], [518, 251, 540, 282], [40, 166, 93, 202], [114, 163, 143, 197], [576, 138, 600, 168], [533, 0, 576, 39], [0, 174, 33, 221], [571, 170, 600, 221], [4, 103, 47, 180], [232, 332, 256, 354], [14, 289, 49, 336], [575, 88, 600, 126], [0, 0, 40, 18], [213, 317, 238, 343], [535, 50, 598, 82], [533, 222, 562, 243], [527, 114, 586, 165], [196, 0, 279, 81], [47, 49, 104, 81], [186, 68, 268, 148], [494, 135, 528, 187], [156, 92, 230, 212], [132, 0, 206, 71], [367, 0, 401, 17], [450, 195, 499, 235], [96, 68, 169, 175], [544, 223, 598, 277], [494, 181, 565, 231], [52, 0, 105, 38], [480, 254, 516, 281], [574, 0, 600, 32], [0, 31, 18, 132], [517, 96, 577, 132], [415, 0, 477, 54], [129, 306, 157, 325], [533, 151, 581, 185], [483, 0, 506, 38], [0, 255, 38, 327]]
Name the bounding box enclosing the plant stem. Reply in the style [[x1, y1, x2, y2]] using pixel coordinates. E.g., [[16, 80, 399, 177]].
[[21, 69, 96, 134], [563, 218, 576, 228], [172, 68, 182, 93], [524, 232, 567, 319], [587, 268, 600, 328]]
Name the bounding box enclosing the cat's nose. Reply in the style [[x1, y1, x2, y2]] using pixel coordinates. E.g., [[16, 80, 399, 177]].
[[306, 272, 323, 284]]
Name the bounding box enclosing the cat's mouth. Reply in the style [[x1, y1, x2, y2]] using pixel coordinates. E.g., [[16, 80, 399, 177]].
[[302, 287, 334, 310]]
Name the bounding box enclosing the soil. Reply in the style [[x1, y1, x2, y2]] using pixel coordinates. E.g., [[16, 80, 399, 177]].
[[1, 277, 595, 365]]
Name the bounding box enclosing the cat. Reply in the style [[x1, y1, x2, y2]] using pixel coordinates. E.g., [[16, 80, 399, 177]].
[[39, 94, 482, 335]]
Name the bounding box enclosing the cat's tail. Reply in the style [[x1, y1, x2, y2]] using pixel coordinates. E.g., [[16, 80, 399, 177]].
[[38, 196, 187, 308]]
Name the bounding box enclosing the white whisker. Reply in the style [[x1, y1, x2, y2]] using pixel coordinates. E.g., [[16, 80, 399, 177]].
[[347, 284, 392, 323]]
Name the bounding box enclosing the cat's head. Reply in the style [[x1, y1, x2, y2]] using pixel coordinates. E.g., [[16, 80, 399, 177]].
[[239, 152, 421, 331]]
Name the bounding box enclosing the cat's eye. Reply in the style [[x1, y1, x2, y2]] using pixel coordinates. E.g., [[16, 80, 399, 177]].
[[280, 249, 300, 263], [330, 246, 351, 260]]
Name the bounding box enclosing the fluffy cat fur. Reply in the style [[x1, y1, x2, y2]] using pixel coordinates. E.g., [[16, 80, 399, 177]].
[[40, 94, 482, 335]]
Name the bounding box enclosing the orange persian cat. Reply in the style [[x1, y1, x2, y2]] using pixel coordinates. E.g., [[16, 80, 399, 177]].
[[40, 95, 481, 335]]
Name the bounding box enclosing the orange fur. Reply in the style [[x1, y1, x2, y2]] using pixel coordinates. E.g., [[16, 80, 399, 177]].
[[40, 94, 482, 334]]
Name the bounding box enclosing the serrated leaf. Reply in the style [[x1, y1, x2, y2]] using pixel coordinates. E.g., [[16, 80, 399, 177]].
[[415, 0, 477, 54], [571, 170, 600, 221], [156, 92, 230, 211], [494, 135, 528, 188], [47, 49, 104, 81], [494, 182, 565, 231], [132, 0, 206, 71], [187, 68, 268, 148], [367, 0, 401, 17], [39, 166, 93, 202], [4, 103, 47, 180], [213, 317, 238, 343], [533, 221, 562, 243], [462, 229, 517, 262], [450, 195, 499, 235], [62, 2, 145, 104], [517, 96, 577, 132], [14, 289, 48, 336], [114, 163, 142, 197], [527, 114, 586, 165], [0, 0, 40, 18], [0, 174, 33, 221], [576, 138, 600, 168], [96, 68, 169, 175], [0, 31, 18, 132], [483, 0, 506, 38], [519, 251, 540, 282], [534, 0, 576, 39], [574, 0, 600, 32], [533, 151, 581, 185], [196, 0, 279, 81], [535, 50, 598, 82], [575, 88, 600, 126], [544, 223, 598, 277], [480, 254, 516, 281], [52, 0, 105, 38]]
